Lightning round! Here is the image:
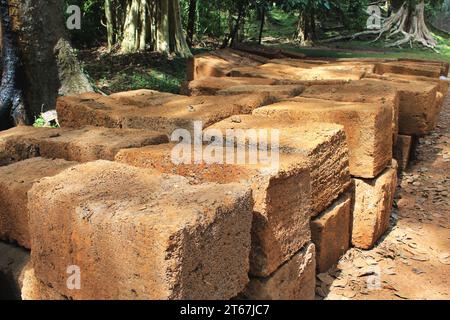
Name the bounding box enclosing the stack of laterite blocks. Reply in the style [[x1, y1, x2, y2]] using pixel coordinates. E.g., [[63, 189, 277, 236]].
[[0, 45, 448, 300]]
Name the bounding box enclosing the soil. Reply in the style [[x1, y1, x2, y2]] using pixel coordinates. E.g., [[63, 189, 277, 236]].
[[318, 89, 450, 300]]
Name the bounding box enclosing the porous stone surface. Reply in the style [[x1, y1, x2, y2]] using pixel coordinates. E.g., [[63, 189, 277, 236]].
[[21, 266, 66, 300], [0, 126, 167, 164], [0, 126, 58, 166], [217, 84, 305, 100], [371, 73, 449, 132], [206, 115, 351, 215], [230, 63, 365, 81], [253, 97, 393, 178], [301, 79, 400, 143], [57, 91, 274, 134], [28, 160, 253, 300], [375, 61, 443, 78], [39, 126, 167, 162], [181, 77, 277, 96], [0, 158, 77, 249], [352, 160, 398, 250], [241, 243, 316, 300], [187, 49, 264, 80], [116, 144, 312, 277], [310, 192, 352, 273], [363, 77, 439, 135]]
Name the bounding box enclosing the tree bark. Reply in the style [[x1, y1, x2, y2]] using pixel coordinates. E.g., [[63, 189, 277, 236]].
[[0, 0, 93, 128], [351, 1, 437, 50], [169, 0, 192, 57], [225, 3, 245, 48], [0, 0, 26, 128], [105, 0, 115, 50], [296, 10, 313, 45], [121, 0, 148, 52], [186, 0, 197, 46], [258, 6, 266, 45], [155, 0, 170, 54], [120, 0, 192, 57]]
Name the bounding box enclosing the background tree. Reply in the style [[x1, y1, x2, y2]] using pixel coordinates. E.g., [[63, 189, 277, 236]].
[[0, 0, 92, 129], [354, 0, 444, 49], [104, 0, 192, 57], [186, 0, 197, 46], [279, 0, 338, 45], [432, 0, 450, 32]]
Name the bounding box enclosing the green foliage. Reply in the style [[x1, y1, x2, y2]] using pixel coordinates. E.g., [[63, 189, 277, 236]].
[[278, 35, 450, 62], [33, 116, 46, 128], [109, 70, 183, 94], [33, 116, 59, 128]]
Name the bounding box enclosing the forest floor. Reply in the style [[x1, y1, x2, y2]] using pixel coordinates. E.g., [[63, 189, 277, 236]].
[[79, 47, 188, 95], [318, 90, 450, 300]]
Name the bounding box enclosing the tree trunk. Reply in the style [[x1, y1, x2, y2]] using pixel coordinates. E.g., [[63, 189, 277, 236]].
[[0, 0, 26, 128], [352, 1, 437, 49], [186, 0, 197, 47], [121, 0, 192, 57], [121, 0, 148, 52], [296, 10, 313, 45], [155, 0, 170, 54], [224, 3, 245, 48], [169, 0, 192, 57], [0, 0, 93, 128], [105, 0, 115, 50], [258, 6, 265, 45]]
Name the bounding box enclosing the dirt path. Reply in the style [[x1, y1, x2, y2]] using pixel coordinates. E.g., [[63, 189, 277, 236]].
[[318, 90, 450, 300]]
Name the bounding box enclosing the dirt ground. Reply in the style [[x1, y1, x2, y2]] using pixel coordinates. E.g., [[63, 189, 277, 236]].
[[318, 88, 450, 300]]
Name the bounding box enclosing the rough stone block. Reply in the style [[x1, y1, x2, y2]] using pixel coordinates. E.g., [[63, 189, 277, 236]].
[[57, 91, 274, 134], [380, 73, 449, 96], [217, 84, 305, 100], [206, 115, 351, 215], [352, 160, 398, 250], [380, 78, 439, 135], [187, 53, 235, 80], [20, 266, 66, 300], [374, 73, 449, 129], [0, 126, 167, 164], [116, 144, 312, 277], [253, 97, 393, 178], [39, 126, 167, 162], [187, 49, 264, 80], [181, 77, 277, 96], [241, 243, 316, 300], [310, 192, 352, 273], [375, 61, 443, 78], [28, 161, 253, 300], [0, 158, 77, 249], [301, 79, 400, 143], [0, 126, 58, 166], [398, 59, 449, 76], [268, 58, 328, 68], [231, 63, 365, 81]]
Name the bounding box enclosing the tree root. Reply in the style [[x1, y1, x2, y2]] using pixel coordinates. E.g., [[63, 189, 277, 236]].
[[351, 1, 438, 52]]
